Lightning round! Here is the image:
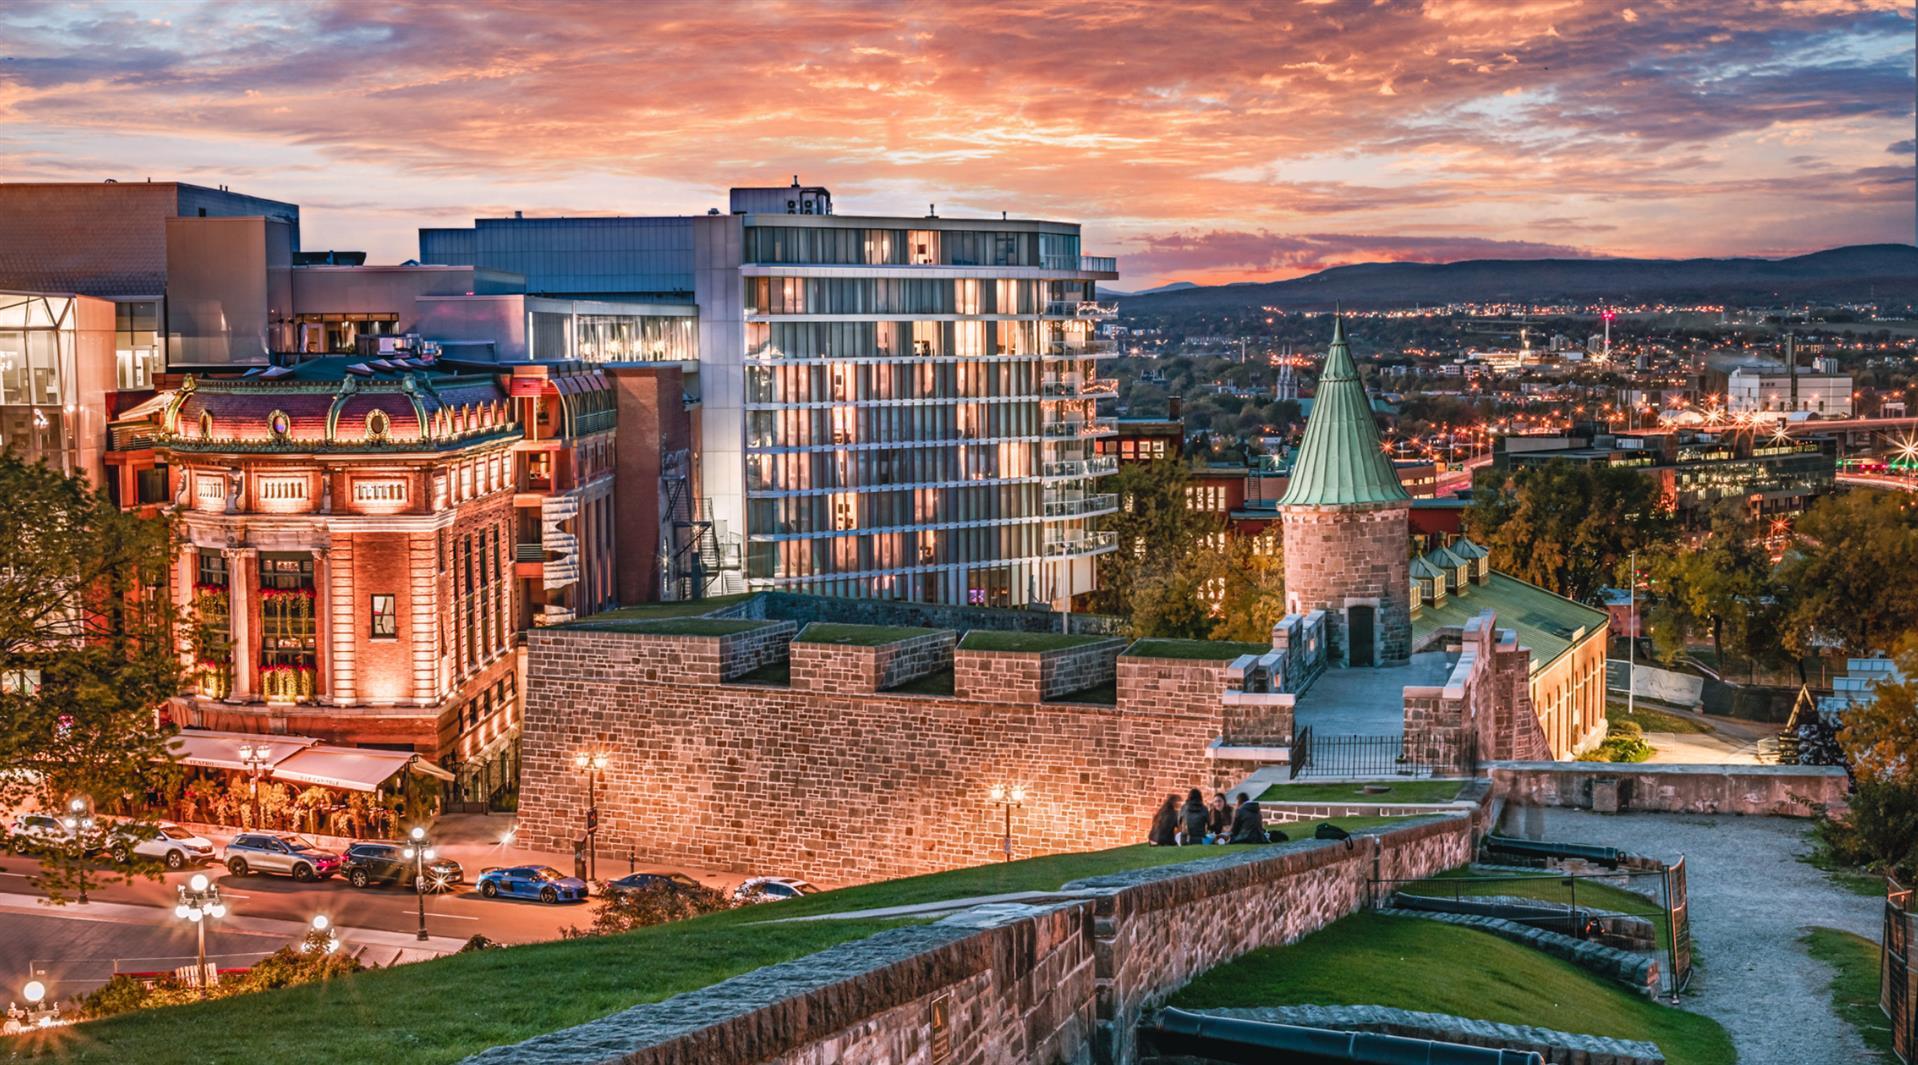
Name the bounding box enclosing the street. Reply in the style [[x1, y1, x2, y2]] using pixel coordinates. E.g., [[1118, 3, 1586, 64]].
[[0, 814, 761, 1002]]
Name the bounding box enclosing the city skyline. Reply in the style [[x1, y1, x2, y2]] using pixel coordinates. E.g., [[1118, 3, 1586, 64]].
[[0, 0, 1911, 289]]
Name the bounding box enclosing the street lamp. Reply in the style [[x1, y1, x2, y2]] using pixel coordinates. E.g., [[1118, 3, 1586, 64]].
[[236, 743, 272, 828], [302, 913, 340, 955], [988, 784, 1026, 863], [173, 872, 227, 996], [62, 797, 94, 904], [4, 980, 63, 1034], [403, 826, 433, 942], [573, 751, 609, 882]]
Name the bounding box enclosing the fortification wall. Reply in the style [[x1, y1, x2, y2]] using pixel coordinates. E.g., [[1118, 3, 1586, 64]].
[[518, 629, 1236, 884]]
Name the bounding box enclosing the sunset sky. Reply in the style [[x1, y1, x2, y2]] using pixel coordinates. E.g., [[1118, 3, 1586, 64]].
[[1, 0, 1912, 289]]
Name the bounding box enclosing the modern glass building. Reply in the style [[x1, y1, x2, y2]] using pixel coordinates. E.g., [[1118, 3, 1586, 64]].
[[424, 185, 1121, 608]]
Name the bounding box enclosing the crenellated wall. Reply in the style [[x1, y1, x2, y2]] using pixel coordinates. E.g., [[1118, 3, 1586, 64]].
[[952, 638, 1125, 703], [789, 630, 953, 693]]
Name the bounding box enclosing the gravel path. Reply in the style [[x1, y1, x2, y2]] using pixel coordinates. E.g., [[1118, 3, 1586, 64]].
[[1509, 807, 1878, 1065]]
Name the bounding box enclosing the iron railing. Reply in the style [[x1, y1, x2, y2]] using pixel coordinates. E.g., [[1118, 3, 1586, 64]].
[[1288, 730, 1478, 779]]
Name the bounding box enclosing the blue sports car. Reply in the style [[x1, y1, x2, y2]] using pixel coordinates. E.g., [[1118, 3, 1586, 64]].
[[476, 865, 589, 904]]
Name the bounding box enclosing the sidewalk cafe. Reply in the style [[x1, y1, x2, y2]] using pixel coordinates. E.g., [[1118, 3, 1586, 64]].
[[165, 729, 454, 837]]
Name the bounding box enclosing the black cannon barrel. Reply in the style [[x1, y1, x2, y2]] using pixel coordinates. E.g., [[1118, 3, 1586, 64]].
[[1484, 834, 1621, 867], [1145, 1008, 1546, 1065]]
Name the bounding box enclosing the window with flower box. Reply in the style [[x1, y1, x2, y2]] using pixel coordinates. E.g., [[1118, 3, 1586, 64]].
[[259, 552, 316, 703]]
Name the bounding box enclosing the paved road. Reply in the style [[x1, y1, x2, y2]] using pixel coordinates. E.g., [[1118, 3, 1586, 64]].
[[1509, 807, 1878, 1065]]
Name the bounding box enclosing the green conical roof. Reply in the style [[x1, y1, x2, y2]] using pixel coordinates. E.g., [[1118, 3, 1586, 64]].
[[1278, 318, 1411, 507]]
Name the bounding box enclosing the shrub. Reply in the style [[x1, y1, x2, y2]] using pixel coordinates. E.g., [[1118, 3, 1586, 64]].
[[1816, 778, 1918, 879], [562, 881, 732, 938]]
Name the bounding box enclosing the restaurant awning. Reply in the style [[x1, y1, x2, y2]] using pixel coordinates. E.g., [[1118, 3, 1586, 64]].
[[167, 731, 315, 772], [270, 746, 418, 793]]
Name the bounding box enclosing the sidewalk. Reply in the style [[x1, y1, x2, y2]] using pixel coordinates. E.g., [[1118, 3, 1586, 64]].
[[0, 891, 469, 959]]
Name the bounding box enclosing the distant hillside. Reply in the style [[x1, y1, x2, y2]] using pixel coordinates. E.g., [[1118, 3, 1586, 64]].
[[1116, 244, 1918, 312], [1099, 280, 1198, 298]]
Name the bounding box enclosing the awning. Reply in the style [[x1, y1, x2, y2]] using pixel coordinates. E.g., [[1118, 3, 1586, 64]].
[[167, 731, 315, 772], [270, 746, 417, 793]]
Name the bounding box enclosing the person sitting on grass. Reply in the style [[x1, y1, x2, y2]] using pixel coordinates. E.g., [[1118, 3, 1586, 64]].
[[1207, 792, 1232, 844], [1179, 788, 1209, 845], [1226, 791, 1269, 845], [1148, 793, 1179, 846]]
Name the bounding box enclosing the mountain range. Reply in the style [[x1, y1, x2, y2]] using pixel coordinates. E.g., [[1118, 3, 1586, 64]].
[[1108, 244, 1918, 311]]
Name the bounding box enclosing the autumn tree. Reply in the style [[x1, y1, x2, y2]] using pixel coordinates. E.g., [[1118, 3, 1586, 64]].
[[0, 452, 183, 904], [1646, 505, 1777, 673], [1777, 490, 1918, 659], [1465, 460, 1674, 602], [1092, 457, 1220, 618]]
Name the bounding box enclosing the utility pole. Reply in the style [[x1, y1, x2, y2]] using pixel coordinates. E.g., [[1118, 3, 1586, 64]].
[[1627, 550, 1637, 724]]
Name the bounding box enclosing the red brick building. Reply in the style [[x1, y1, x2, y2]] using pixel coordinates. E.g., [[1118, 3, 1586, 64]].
[[114, 355, 617, 803]]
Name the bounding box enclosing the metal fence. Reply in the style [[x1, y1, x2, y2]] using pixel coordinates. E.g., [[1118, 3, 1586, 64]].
[[1885, 878, 1914, 1063], [1290, 730, 1477, 780]]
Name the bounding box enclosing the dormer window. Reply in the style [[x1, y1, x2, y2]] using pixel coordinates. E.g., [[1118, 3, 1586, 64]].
[[267, 410, 291, 442], [367, 409, 391, 442]]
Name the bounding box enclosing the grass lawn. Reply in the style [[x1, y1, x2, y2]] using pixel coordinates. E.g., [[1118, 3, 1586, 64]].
[[576, 593, 754, 623], [1401, 866, 1670, 943], [1125, 638, 1271, 661], [958, 630, 1107, 653], [16, 911, 903, 1065], [1258, 779, 1466, 805], [576, 618, 770, 637], [1170, 912, 1734, 1065], [795, 622, 943, 646], [1609, 702, 1711, 735], [1803, 926, 1895, 1064]]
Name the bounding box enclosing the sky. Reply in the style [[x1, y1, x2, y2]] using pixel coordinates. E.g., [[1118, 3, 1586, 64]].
[[0, 0, 1912, 290]]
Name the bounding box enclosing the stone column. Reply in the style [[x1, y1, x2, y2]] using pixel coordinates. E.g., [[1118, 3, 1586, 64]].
[[328, 536, 357, 705], [313, 545, 332, 703], [225, 546, 257, 702]]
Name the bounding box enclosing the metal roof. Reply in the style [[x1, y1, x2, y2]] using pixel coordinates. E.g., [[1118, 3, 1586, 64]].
[[1412, 572, 1607, 675], [1277, 318, 1410, 507]]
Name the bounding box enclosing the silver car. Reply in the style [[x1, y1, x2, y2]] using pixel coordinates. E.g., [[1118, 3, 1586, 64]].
[[222, 832, 342, 882], [106, 820, 216, 870]]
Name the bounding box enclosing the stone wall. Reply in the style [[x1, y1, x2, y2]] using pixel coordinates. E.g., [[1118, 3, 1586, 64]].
[[789, 630, 953, 693], [518, 628, 1230, 884], [1490, 762, 1850, 816], [952, 638, 1125, 703], [463, 815, 1475, 1065], [1164, 1006, 1664, 1065], [714, 590, 1127, 636], [1117, 655, 1239, 718], [1280, 503, 1412, 666]]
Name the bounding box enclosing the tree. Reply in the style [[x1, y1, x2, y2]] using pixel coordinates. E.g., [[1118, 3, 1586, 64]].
[[1836, 643, 1918, 787], [1465, 460, 1674, 602], [0, 452, 183, 904], [1209, 534, 1287, 643], [1777, 490, 1918, 659], [1092, 458, 1219, 618], [1646, 505, 1776, 673]]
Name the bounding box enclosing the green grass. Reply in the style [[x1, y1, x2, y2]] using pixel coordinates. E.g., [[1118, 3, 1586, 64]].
[[577, 618, 770, 637], [729, 658, 791, 686], [1125, 638, 1271, 661], [1802, 844, 1889, 898], [20, 910, 901, 1065], [1047, 678, 1118, 705], [574, 593, 754, 623], [1170, 912, 1734, 1065], [795, 622, 944, 646], [1803, 926, 1895, 1064], [888, 667, 955, 696], [1609, 703, 1712, 735], [1258, 779, 1466, 805], [1401, 866, 1670, 943], [958, 630, 1107, 653]]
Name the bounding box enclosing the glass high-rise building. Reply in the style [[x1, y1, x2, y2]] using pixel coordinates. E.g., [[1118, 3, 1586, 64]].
[[424, 182, 1122, 608]]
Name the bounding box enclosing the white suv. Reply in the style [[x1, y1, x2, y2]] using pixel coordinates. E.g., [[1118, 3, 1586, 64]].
[[105, 821, 216, 870], [732, 876, 821, 903], [7, 813, 76, 855]]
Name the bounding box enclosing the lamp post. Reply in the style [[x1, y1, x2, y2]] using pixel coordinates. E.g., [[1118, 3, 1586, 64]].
[[573, 751, 608, 882], [5, 980, 62, 1034], [62, 797, 94, 905], [173, 872, 227, 996], [237, 742, 271, 828], [988, 784, 1025, 863], [302, 913, 340, 955], [403, 826, 433, 942]]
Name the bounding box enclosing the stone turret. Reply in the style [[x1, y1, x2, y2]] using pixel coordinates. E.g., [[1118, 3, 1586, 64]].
[[1278, 318, 1411, 667]]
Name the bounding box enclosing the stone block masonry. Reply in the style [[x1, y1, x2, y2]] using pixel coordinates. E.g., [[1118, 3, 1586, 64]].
[[789, 630, 953, 693], [518, 629, 1242, 884], [953, 638, 1125, 703], [461, 816, 1475, 1065], [1171, 1006, 1665, 1065], [1490, 762, 1851, 816]]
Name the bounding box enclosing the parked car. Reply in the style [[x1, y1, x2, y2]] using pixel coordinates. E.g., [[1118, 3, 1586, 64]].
[[732, 876, 821, 903], [222, 832, 342, 882], [105, 821, 216, 870], [340, 840, 464, 891], [6, 813, 76, 855], [476, 865, 588, 904], [603, 871, 704, 902]]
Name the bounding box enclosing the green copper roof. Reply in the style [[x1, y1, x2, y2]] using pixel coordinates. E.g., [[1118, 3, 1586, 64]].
[[1409, 556, 1448, 582], [1278, 318, 1410, 507], [1412, 572, 1608, 675], [1451, 536, 1490, 561]]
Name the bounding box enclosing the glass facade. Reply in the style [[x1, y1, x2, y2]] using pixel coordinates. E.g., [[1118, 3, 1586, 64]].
[[738, 222, 1115, 606], [114, 300, 163, 389]]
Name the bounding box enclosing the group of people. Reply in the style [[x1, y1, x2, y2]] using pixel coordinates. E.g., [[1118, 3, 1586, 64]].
[[1148, 788, 1286, 847]]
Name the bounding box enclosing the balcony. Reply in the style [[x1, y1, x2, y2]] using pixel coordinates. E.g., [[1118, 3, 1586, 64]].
[[1039, 254, 1119, 275], [1042, 300, 1119, 320], [1044, 492, 1119, 518], [1046, 337, 1118, 359], [514, 542, 545, 564], [1043, 455, 1120, 480], [1041, 374, 1119, 399], [1042, 416, 1117, 440], [1044, 530, 1118, 558]]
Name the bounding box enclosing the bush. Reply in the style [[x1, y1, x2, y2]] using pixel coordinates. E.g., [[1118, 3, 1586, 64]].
[[562, 881, 732, 938], [71, 946, 364, 1020], [457, 934, 505, 952], [1578, 720, 1653, 763], [1816, 778, 1918, 879]]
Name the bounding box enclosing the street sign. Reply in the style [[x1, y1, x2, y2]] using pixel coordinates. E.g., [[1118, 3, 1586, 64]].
[[586, 807, 599, 833]]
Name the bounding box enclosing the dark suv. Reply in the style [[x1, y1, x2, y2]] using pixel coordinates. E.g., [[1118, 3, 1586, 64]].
[[340, 840, 464, 891]]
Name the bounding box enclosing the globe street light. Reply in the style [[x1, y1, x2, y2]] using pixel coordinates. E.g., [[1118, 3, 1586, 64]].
[[174, 872, 227, 995], [62, 797, 95, 904], [403, 826, 434, 942], [573, 751, 609, 882], [5, 979, 62, 1034], [988, 784, 1026, 863], [236, 743, 272, 828], [302, 913, 340, 955]]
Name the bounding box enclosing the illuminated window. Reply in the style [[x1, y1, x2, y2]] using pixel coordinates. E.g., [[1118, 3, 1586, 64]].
[[370, 594, 397, 639]]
